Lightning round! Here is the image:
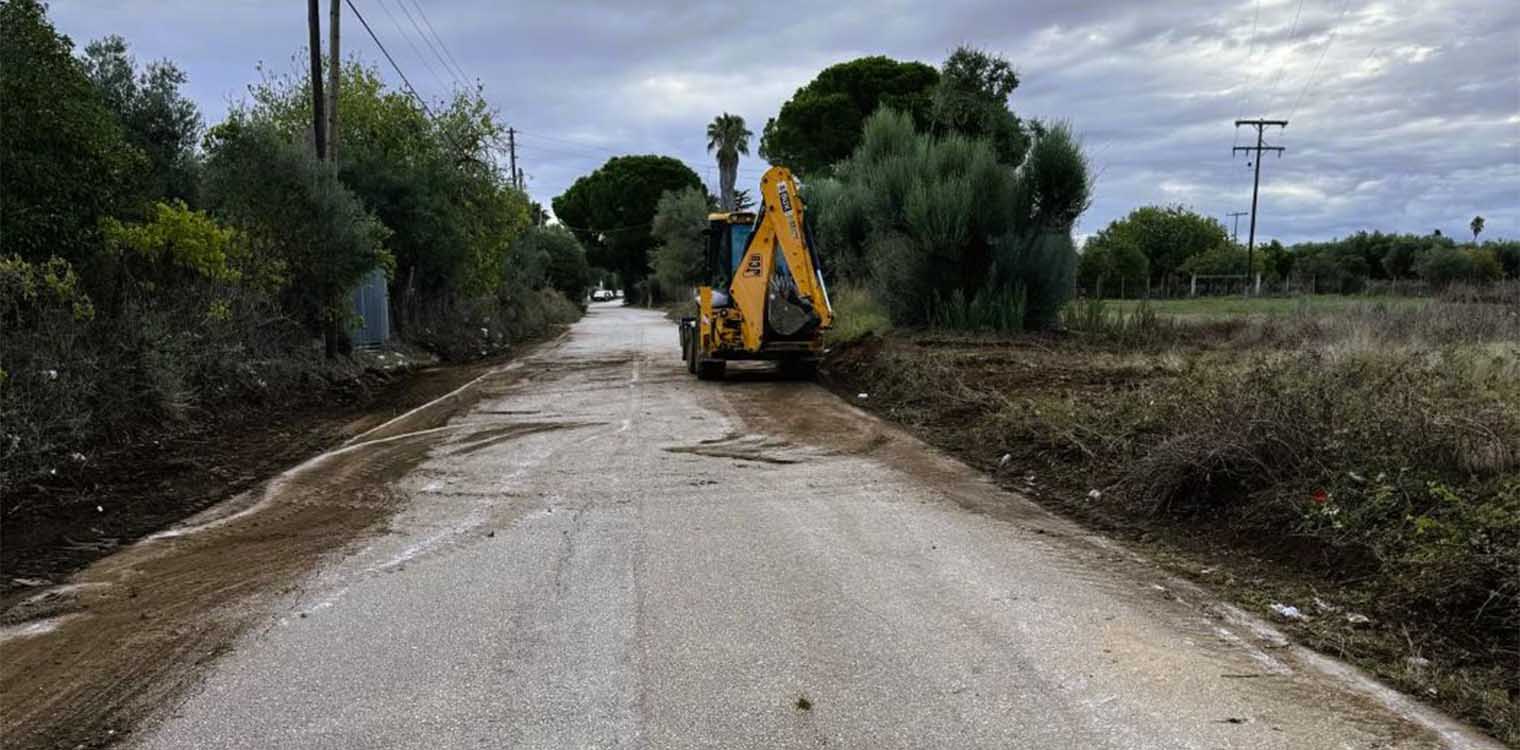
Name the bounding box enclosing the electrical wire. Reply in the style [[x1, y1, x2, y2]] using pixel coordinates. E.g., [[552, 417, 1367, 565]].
[[1233, 0, 1265, 149], [393, 0, 465, 90], [407, 0, 472, 85], [371, 0, 451, 94], [1288, 0, 1355, 122], [1261, 0, 1308, 115], [345, 0, 433, 117]]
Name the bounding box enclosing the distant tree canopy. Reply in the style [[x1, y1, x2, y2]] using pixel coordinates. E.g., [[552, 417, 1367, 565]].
[[759, 56, 939, 178], [1288, 231, 1515, 291], [1081, 206, 1231, 291], [552, 155, 702, 301]]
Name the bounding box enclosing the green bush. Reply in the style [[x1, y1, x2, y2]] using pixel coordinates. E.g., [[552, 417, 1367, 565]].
[[1417, 246, 1504, 287], [649, 187, 711, 297], [814, 109, 1089, 330], [509, 226, 593, 305], [202, 116, 390, 345], [824, 284, 892, 343]]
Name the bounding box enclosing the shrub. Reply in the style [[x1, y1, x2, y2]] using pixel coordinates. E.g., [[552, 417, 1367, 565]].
[[202, 116, 391, 346], [814, 109, 1089, 330], [510, 226, 592, 306], [649, 187, 711, 298], [825, 284, 892, 343]]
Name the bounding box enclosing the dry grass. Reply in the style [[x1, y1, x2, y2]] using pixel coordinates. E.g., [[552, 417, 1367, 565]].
[[826, 290, 1520, 743]]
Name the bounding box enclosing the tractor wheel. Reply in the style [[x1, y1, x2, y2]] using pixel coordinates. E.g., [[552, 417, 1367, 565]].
[[779, 358, 818, 380], [686, 335, 698, 374], [696, 358, 726, 381]]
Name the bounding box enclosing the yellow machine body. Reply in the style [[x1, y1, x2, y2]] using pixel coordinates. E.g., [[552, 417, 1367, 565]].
[[679, 166, 833, 379]]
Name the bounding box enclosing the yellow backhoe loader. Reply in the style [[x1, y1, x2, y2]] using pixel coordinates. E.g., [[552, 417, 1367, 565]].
[[678, 166, 833, 380]]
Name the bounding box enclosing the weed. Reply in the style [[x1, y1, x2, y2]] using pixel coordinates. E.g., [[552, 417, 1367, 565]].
[[826, 284, 892, 344]]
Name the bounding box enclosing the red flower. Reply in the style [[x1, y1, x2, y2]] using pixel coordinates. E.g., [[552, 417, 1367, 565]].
[[1311, 489, 1329, 505]]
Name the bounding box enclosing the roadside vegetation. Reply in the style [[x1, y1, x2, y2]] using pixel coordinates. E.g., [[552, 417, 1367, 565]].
[[742, 38, 1520, 744], [1077, 204, 1520, 299], [824, 284, 1520, 741], [1, 1, 585, 505]]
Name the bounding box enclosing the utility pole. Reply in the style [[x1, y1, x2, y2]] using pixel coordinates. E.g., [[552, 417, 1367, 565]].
[[307, 0, 326, 160], [507, 127, 519, 190], [1232, 119, 1286, 294], [1227, 211, 1249, 243], [516, 167, 525, 193], [326, 0, 340, 161]]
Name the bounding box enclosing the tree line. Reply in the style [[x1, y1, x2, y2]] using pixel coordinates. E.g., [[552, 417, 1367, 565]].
[[0, 0, 589, 489], [1078, 205, 1518, 297], [561, 48, 1092, 329]]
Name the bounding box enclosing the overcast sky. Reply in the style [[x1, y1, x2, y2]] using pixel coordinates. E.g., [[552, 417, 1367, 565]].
[[48, 0, 1520, 243]]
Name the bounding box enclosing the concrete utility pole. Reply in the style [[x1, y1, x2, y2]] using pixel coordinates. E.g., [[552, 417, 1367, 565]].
[[307, 0, 326, 160], [1233, 119, 1287, 293], [327, 0, 340, 161], [1227, 211, 1249, 243], [507, 128, 519, 190]]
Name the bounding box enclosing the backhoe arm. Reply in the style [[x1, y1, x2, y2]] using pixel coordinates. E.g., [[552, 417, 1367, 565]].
[[728, 166, 833, 349]]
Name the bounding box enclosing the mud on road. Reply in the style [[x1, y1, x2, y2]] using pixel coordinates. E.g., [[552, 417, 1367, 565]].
[[0, 350, 549, 750], [1, 306, 1503, 749]]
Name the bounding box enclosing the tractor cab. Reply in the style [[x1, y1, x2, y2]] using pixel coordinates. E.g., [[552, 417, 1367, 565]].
[[705, 211, 756, 288]]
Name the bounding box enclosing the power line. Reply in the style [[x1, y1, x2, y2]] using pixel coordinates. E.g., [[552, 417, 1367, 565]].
[[1233, 0, 1265, 149], [344, 0, 432, 116], [392, 0, 464, 90], [405, 0, 471, 85], [1261, 0, 1307, 115], [371, 0, 451, 94], [1288, 0, 1354, 122]]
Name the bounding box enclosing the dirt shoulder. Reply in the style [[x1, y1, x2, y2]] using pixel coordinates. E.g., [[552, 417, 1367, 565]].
[[0, 333, 564, 750], [822, 331, 1519, 746], [0, 340, 552, 614]]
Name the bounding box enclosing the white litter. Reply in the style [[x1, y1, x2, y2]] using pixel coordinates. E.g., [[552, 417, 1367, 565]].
[[856, 393, 868, 400], [1346, 613, 1371, 625], [1087, 489, 1102, 500], [1270, 603, 1306, 621]]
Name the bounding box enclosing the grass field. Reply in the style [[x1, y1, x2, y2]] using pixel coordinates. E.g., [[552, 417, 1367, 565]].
[[1101, 294, 1429, 320]]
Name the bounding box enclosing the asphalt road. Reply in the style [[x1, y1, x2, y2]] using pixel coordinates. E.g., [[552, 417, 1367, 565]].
[[125, 303, 1493, 749]]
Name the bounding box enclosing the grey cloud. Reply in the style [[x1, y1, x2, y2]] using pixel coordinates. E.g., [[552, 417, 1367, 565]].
[[48, 0, 1519, 242]]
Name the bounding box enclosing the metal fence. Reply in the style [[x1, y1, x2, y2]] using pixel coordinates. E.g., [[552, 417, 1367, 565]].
[[350, 268, 390, 348]]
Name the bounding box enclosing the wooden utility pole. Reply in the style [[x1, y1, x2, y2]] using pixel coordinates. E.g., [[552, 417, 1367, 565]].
[[1227, 211, 1248, 243], [1232, 119, 1287, 293], [327, 0, 340, 161], [507, 128, 519, 189], [307, 0, 326, 160]]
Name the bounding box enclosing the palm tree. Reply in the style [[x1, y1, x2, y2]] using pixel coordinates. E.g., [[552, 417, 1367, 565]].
[[706, 113, 752, 211], [1471, 215, 1485, 243]]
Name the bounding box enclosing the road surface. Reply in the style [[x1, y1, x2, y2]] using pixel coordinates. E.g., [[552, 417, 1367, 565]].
[[2, 304, 1498, 749]]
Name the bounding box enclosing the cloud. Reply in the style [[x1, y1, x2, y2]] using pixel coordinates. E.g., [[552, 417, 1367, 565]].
[[47, 0, 1520, 242]]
